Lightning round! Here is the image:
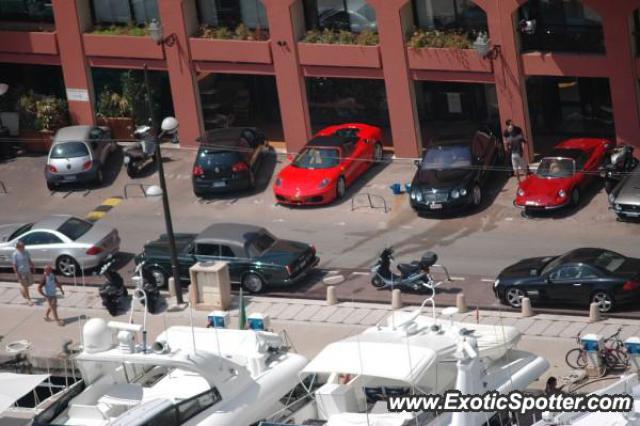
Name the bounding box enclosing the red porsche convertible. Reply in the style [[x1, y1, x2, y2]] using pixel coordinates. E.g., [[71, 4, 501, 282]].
[[274, 123, 383, 206], [515, 138, 613, 212]]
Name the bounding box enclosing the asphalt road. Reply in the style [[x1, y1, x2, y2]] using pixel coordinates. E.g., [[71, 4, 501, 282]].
[[1, 147, 639, 317]]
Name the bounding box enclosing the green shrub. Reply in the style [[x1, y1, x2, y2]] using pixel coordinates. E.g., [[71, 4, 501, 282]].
[[35, 97, 68, 131], [407, 29, 474, 49], [96, 89, 132, 118], [90, 24, 149, 36], [199, 24, 269, 41], [302, 28, 379, 46]]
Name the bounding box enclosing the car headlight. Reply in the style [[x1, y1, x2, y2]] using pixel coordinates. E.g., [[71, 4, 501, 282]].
[[615, 203, 621, 210], [318, 178, 330, 189], [494, 279, 500, 288], [517, 188, 524, 197], [410, 189, 416, 200], [459, 188, 468, 197], [451, 189, 460, 199], [558, 189, 566, 198], [609, 193, 616, 203], [123, 156, 130, 165], [416, 191, 423, 202], [275, 177, 282, 186]]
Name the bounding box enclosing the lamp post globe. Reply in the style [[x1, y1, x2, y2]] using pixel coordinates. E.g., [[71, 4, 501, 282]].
[[149, 19, 163, 44], [161, 116, 178, 135]]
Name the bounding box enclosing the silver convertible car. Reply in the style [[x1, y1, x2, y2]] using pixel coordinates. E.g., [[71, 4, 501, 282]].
[[609, 165, 640, 220], [0, 215, 120, 276]]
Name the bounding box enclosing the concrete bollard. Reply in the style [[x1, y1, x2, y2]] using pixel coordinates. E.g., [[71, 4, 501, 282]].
[[589, 303, 601, 323], [326, 286, 337, 305], [456, 293, 468, 314], [391, 289, 403, 310], [521, 297, 533, 317], [168, 277, 176, 297]]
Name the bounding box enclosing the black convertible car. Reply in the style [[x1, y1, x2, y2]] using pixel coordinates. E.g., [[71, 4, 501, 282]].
[[135, 223, 319, 293], [409, 129, 501, 214], [494, 248, 640, 313]]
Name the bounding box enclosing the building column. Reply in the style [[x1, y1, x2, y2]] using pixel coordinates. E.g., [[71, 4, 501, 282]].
[[262, 0, 312, 153], [157, 0, 203, 148], [597, 3, 640, 147], [487, 0, 534, 160], [367, 0, 421, 158], [51, 0, 95, 125]]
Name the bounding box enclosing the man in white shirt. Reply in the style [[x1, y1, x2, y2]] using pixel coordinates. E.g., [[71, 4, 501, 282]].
[[12, 241, 34, 305]]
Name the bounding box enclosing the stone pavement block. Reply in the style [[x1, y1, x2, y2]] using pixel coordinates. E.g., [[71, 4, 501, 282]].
[[580, 322, 607, 336], [297, 305, 322, 321], [343, 309, 371, 325], [247, 301, 271, 314], [525, 319, 553, 336], [0, 288, 19, 303], [263, 303, 289, 318], [361, 309, 390, 326], [559, 322, 587, 339], [598, 323, 624, 339], [479, 316, 502, 325], [58, 292, 88, 308], [309, 306, 339, 322], [278, 304, 305, 321], [540, 321, 569, 338], [513, 318, 535, 333], [621, 326, 640, 340], [326, 308, 356, 324]]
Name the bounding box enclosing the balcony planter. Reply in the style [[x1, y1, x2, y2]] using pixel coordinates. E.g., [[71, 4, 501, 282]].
[[0, 30, 57, 55], [82, 33, 164, 60], [298, 43, 381, 68], [407, 47, 491, 73], [189, 38, 272, 64], [97, 117, 134, 140], [21, 129, 53, 153]]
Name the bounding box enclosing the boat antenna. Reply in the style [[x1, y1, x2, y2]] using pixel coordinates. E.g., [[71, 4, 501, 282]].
[[354, 291, 371, 426], [206, 271, 223, 369], [188, 299, 197, 354]]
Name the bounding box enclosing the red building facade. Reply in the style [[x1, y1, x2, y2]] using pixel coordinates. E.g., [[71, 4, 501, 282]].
[[1, 0, 639, 160]]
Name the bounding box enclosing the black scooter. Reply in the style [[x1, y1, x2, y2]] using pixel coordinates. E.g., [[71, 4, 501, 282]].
[[601, 145, 638, 193], [370, 247, 439, 292], [98, 260, 128, 316], [124, 125, 157, 178], [132, 261, 161, 314]]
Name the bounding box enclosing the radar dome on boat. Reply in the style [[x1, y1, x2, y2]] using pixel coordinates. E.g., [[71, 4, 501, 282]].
[[83, 318, 112, 353]]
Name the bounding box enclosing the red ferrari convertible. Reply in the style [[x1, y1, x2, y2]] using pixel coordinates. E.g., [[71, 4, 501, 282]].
[[515, 138, 612, 212], [274, 123, 383, 205]]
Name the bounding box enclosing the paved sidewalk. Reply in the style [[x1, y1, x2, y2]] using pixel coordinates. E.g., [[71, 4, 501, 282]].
[[1, 281, 639, 379]]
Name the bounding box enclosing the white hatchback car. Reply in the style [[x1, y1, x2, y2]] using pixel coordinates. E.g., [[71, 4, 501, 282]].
[[45, 125, 115, 190]]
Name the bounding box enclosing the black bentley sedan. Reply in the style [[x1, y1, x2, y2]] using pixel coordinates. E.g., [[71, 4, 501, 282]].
[[135, 223, 319, 293], [409, 129, 501, 214], [494, 248, 640, 313], [192, 127, 268, 197]]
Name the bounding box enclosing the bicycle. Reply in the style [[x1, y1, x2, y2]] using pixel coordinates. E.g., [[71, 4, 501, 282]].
[[565, 327, 629, 376]]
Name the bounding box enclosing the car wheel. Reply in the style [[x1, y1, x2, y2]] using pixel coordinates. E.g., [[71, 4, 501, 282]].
[[371, 275, 385, 288], [373, 143, 383, 165], [571, 188, 580, 207], [336, 177, 346, 200], [56, 255, 80, 277], [471, 184, 482, 207], [505, 287, 526, 308], [47, 181, 56, 192], [592, 291, 614, 313], [147, 266, 168, 288], [242, 273, 265, 294]]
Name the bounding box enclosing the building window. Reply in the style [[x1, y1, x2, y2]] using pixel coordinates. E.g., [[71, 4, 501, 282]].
[[304, 0, 377, 33], [0, 0, 53, 23], [412, 0, 487, 33], [518, 0, 604, 54], [197, 0, 268, 29], [92, 0, 159, 26]]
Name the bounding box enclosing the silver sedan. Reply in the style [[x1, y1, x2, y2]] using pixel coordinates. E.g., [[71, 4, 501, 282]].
[[0, 215, 120, 276]]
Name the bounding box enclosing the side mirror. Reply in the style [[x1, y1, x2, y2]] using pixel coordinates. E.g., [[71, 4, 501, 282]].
[[414, 159, 421, 168]]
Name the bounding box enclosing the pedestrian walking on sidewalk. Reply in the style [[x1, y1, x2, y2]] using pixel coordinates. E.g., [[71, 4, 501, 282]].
[[502, 119, 527, 182], [38, 265, 64, 326], [12, 241, 34, 305]]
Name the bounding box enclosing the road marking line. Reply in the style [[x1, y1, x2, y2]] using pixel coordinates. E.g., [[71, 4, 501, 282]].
[[86, 196, 124, 223], [481, 279, 495, 283], [351, 271, 370, 276], [449, 276, 466, 281]]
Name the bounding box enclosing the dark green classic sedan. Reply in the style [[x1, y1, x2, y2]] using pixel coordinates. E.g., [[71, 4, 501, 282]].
[[134, 223, 319, 293]]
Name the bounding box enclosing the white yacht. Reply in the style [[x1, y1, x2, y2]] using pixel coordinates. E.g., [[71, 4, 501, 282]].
[[31, 318, 308, 426], [531, 373, 640, 426], [266, 306, 549, 426]]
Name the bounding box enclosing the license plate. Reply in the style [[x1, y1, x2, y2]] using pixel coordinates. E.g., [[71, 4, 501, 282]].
[[63, 175, 77, 181], [212, 181, 226, 188], [430, 203, 442, 210], [525, 201, 537, 206]]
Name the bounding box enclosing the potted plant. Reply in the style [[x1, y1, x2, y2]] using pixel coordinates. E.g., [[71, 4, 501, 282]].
[[96, 89, 134, 140], [19, 92, 68, 153]]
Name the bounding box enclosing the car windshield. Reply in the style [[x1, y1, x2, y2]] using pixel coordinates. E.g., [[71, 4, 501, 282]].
[[536, 158, 575, 178], [9, 223, 33, 241], [246, 232, 276, 257], [50, 141, 89, 159], [421, 145, 472, 170], [593, 250, 626, 273], [196, 150, 239, 167], [57, 217, 93, 241], [293, 148, 340, 169]]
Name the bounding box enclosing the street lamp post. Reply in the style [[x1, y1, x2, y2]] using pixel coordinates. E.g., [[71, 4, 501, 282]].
[[142, 65, 184, 305]]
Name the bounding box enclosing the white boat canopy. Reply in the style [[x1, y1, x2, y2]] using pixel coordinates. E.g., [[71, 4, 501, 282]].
[[0, 373, 50, 413], [302, 339, 436, 383]]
